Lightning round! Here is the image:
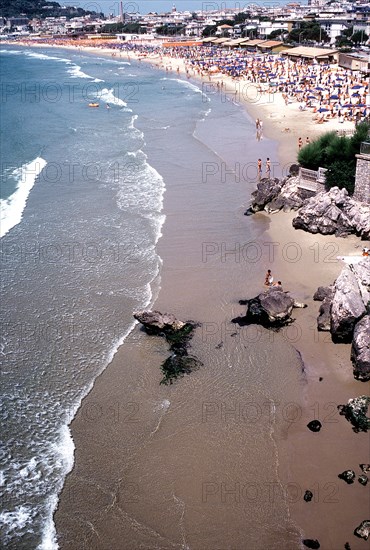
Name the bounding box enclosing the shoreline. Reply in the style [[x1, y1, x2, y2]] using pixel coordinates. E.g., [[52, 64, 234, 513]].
[[80, 43, 370, 548], [3, 42, 368, 548]]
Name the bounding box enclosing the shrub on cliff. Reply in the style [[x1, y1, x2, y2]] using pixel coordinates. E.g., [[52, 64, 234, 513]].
[[298, 121, 370, 195]]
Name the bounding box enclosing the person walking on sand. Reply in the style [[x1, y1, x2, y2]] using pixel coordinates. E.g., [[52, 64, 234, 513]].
[[298, 137, 303, 150], [266, 158, 271, 177]]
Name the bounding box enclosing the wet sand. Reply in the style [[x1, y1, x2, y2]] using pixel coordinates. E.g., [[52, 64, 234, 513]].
[[53, 45, 369, 549]]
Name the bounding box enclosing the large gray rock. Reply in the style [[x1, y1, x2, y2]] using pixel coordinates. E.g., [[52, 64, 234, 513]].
[[235, 288, 306, 327], [258, 290, 295, 323], [352, 260, 370, 306], [292, 187, 370, 238], [338, 396, 370, 432], [248, 177, 370, 238], [270, 176, 305, 212], [317, 297, 332, 331], [133, 310, 186, 334], [315, 260, 369, 379], [249, 178, 283, 213], [354, 520, 370, 541], [351, 315, 370, 381], [313, 286, 333, 301], [330, 266, 367, 342]]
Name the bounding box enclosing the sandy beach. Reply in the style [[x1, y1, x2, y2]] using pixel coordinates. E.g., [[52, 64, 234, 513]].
[[7, 40, 368, 548]]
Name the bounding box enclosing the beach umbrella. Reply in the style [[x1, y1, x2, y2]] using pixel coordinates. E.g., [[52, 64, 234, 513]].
[[356, 103, 366, 107], [307, 95, 316, 99], [318, 107, 329, 112], [352, 85, 362, 89], [315, 86, 324, 91], [334, 83, 342, 87], [330, 94, 339, 99], [352, 92, 360, 97]]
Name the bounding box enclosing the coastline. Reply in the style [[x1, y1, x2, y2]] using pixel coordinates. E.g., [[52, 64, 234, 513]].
[[95, 44, 370, 547], [3, 42, 368, 548], [60, 44, 368, 548]]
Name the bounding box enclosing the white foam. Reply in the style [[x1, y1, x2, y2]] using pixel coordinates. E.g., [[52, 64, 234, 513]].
[[37, 494, 59, 550], [92, 87, 127, 107], [0, 49, 22, 54], [24, 52, 70, 63], [66, 64, 96, 80], [161, 77, 210, 101], [0, 506, 33, 534], [0, 157, 47, 238], [35, 425, 75, 550], [116, 149, 165, 214]]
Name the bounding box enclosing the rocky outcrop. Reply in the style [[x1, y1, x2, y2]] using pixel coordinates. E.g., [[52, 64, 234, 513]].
[[317, 297, 333, 332], [133, 310, 202, 385], [354, 520, 370, 541], [314, 259, 370, 380], [246, 176, 305, 215], [313, 286, 333, 302], [338, 396, 370, 433], [351, 316, 370, 381], [314, 286, 334, 331], [330, 265, 367, 342], [133, 310, 186, 334], [248, 176, 370, 238], [246, 177, 284, 214], [338, 470, 356, 484], [358, 475, 368, 486], [292, 187, 370, 239], [233, 288, 307, 328]]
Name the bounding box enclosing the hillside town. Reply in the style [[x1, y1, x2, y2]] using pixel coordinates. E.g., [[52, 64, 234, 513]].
[[1, 1, 370, 56]]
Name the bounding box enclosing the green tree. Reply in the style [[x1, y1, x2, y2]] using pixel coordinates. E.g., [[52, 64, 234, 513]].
[[351, 30, 369, 44], [202, 25, 217, 37], [288, 21, 329, 43], [269, 28, 286, 39], [156, 24, 185, 36], [298, 122, 370, 195], [100, 22, 125, 33], [234, 12, 250, 23], [335, 35, 352, 48]]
